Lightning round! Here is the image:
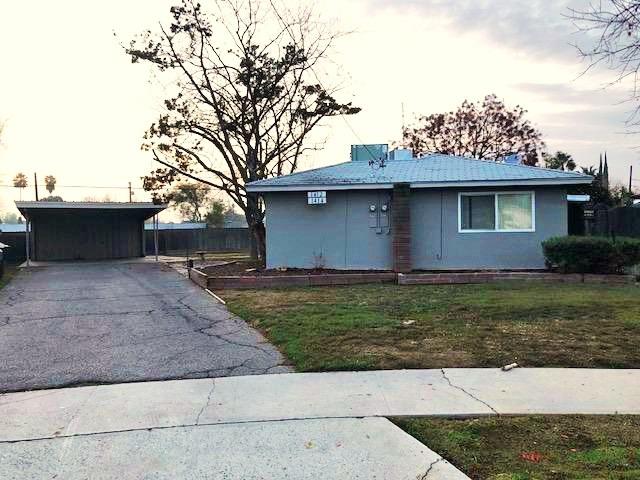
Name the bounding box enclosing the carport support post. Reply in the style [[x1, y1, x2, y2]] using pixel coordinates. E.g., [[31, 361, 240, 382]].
[[25, 218, 30, 266], [153, 215, 159, 261]]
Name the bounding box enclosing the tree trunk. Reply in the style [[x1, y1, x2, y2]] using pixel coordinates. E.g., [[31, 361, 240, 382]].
[[247, 220, 266, 267], [245, 192, 266, 266]]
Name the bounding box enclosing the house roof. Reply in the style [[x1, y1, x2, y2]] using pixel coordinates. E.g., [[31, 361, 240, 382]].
[[0, 224, 27, 233], [15, 202, 167, 221], [246, 154, 593, 192]]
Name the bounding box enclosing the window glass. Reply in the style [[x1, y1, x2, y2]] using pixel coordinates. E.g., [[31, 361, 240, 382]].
[[497, 193, 533, 230], [461, 195, 495, 230]]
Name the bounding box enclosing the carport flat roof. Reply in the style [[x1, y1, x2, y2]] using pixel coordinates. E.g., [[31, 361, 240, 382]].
[[15, 201, 167, 220]]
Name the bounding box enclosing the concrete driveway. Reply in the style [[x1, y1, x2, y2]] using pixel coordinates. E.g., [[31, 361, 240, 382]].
[[0, 262, 289, 393]]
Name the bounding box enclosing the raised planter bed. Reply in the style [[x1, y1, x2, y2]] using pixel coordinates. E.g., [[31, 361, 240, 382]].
[[188, 263, 636, 291], [202, 272, 397, 290], [398, 272, 636, 285]]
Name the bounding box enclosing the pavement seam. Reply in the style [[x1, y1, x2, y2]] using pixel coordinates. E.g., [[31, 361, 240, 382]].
[[0, 415, 383, 445], [440, 369, 499, 415]]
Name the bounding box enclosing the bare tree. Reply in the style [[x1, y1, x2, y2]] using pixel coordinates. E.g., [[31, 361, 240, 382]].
[[403, 94, 545, 166], [569, 1, 640, 125], [127, 0, 359, 262]]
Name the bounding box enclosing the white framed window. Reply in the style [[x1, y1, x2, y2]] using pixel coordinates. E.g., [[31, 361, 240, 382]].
[[458, 191, 535, 233]]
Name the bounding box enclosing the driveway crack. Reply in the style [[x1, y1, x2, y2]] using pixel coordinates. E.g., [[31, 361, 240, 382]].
[[417, 458, 442, 479], [440, 368, 498, 415], [195, 378, 216, 425]]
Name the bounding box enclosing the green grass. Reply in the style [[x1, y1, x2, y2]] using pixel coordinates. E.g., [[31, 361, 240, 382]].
[[223, 282, 640, 371], [0, 263, 18, 290], [394, 416, 640, 479]]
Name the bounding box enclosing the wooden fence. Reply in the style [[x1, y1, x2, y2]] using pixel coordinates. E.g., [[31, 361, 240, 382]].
[[144, 228, 250, 255], [591, 206, 640, 238]]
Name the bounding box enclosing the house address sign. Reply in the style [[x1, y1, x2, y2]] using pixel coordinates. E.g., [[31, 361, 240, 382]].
[[307, 191, 327, 205]]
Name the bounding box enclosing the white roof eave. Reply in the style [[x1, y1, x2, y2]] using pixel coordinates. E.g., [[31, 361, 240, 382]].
[[247, 177, 593, 193]]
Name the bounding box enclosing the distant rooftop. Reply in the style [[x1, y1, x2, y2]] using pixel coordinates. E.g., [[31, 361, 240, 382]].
[[247, 154, 592, 192], [15, 201, 167, 210]]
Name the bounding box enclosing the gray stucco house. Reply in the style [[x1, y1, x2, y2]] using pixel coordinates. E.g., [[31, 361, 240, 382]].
[[246, 147, 592, 272]]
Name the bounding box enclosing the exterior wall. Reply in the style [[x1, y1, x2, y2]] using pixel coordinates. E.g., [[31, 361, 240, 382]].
[[411, 187, 567, 270], [265, 186, 567, 271], [264, 191, 393, 270]]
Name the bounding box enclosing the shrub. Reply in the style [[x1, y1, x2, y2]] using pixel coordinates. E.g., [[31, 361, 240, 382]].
[[542, 236, 640, 274]]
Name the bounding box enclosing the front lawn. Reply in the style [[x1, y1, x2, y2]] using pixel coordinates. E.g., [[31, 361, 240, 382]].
[[394, 415, 640, 480], [224, 282, 640, 371]]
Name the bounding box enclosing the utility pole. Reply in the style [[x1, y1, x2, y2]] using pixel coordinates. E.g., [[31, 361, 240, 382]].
[[128, 182, 133, 203], [33, 173, 39, 201], [630, 165, 634, 192]]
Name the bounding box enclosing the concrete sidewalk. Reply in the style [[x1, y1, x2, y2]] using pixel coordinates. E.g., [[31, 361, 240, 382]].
[[2, 368, 638, 480], [0, 417, 469, 480], [2, 368, 638, 443]]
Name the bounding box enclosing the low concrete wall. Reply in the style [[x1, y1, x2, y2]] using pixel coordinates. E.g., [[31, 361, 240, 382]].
[[398, 272, 636, 285], [205, 272, 397, 290], [188, 268, 209, 289], [188, 269, 635, 291]]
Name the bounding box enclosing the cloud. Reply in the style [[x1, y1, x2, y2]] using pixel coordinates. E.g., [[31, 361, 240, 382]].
[[365, 0, 590, 61], [515, 82, 630, 107]]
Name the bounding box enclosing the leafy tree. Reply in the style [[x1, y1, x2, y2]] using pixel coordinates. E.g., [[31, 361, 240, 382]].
[[403, 94, 545, 166], [1, 212, 22, 224], [610, 184, 635, 206], [12, 173, 27, 188], [544, 151, 577, 171], [166, 182, 212, 222], [44, 175, 57, 194], [129, 0, 360, 263], [82, 195, 114, 202], [571, 165, 629, 206], [205, 200, 226, 227], [41, 195, 63, 202]]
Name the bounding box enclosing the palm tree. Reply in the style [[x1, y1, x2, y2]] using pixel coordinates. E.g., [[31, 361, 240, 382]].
[[44, 175, 57, 194], [544, 151, 577, 171], [12, 173, 28, 200]]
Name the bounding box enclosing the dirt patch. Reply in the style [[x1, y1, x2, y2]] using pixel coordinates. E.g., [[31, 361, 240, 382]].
[[200, 260, 392, 277]]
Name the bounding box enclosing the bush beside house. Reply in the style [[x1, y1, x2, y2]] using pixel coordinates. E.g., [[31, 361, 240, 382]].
[[543, 236, 640, 274]]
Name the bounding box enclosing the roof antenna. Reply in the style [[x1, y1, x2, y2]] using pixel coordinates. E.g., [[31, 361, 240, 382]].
[[401, 102, 406, 147]]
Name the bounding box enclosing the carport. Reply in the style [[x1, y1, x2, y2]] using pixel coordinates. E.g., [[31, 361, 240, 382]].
[[15, 201, 167, 263]]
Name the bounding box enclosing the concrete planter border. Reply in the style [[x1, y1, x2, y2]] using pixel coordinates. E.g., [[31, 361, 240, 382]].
[[398, 272, 636, 285], [193, 271, 397, 290], [189, 268, 635, 290]]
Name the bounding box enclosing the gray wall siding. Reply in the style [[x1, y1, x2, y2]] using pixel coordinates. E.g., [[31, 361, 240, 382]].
[[411, 187, 567, 270], [265, 186, 567, 271], [264, 191, 393, 270]]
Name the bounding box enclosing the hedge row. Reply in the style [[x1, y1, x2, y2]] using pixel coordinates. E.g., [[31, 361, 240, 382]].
[[542, 236, 640, 274]]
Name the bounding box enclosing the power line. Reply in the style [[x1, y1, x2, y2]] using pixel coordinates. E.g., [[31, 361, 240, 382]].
[[0, 184, 147, 190]]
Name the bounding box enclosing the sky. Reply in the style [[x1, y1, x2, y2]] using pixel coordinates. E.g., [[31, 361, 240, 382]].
[[1, 0, 639, 220]]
